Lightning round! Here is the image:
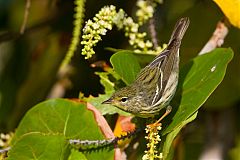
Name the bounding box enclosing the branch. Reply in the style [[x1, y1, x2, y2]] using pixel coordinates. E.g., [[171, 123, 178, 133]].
[[0, 1, 72, 43], [69, 128, 142, 150], [148, 18, 159, 49], [198, 21, 228, 55], [20, 0, 31, 34], [0, 18, 54, 43]]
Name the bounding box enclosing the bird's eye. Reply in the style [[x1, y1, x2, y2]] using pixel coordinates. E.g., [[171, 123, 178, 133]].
[[120, 97, 128, 103]]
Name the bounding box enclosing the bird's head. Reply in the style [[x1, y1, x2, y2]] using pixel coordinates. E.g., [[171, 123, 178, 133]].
[[102, 86, 138, 112]]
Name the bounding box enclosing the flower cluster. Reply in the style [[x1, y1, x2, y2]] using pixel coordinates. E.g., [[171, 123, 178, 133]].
[[122, 15, 153, 52], [136, 0, 155, 25], [81, 2, 166, 59], [114, 9, 166, 54], [0, 132, 13, 148], [142, 125, 163, 160], [81, 5, 117, 59], [136, 0, 163, 25]]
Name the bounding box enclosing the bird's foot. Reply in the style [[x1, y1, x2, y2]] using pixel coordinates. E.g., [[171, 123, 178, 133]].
[[147, 106, 172, 128]]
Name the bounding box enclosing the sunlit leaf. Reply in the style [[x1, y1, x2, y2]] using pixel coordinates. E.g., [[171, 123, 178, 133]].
[[7, 133, 68, 160], [7, 99, 114, 160], [95, 72, 115, 94], [68, 149, 87, 160]]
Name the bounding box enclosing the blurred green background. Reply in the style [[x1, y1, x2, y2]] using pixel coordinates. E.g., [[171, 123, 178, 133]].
[[0, 0, 240, 159]]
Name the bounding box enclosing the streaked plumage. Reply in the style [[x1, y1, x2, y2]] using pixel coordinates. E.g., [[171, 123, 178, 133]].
[[102, 17, 190, 117]]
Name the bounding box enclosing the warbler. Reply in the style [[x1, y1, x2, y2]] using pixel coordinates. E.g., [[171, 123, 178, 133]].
[[102, 17, 190, 118]]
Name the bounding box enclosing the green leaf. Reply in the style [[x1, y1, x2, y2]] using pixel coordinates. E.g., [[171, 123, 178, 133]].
[[164, 48, 233, 134], [110, 51, 141, 85], [204, 49, 240, 109], [162, 111, 198, 160], [68, 149, 87, 160], [94, 67, 122, 94], [95, 72, 115, 94], [7, 133, 69, 160], [133, 53, 155, 67], [106, 49, 155, 67], [8, 98, 114, 160]]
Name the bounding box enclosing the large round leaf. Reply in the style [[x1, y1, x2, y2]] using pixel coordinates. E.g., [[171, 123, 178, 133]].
[[7, 98, 114, 160]]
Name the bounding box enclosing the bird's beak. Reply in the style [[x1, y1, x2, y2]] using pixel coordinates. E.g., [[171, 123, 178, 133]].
[[102, 98, 112, 104]]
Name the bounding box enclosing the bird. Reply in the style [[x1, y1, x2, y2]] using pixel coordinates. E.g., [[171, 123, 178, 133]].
[[102, 17, 190, 121]]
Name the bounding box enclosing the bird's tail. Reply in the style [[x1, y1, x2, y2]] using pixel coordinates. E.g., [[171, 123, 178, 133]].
[[168, 17, 190, 46]]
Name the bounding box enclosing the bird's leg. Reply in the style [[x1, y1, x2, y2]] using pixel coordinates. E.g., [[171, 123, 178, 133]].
[[156, 105, 172, 124], [147, 106, 172, 128]]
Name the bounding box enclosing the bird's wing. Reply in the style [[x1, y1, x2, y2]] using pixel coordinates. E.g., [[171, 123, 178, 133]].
[[149, 49, 173, 106], [148, 18, 189, 106], [135, 18, 189, 107], [135, 50, 168, 106]]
